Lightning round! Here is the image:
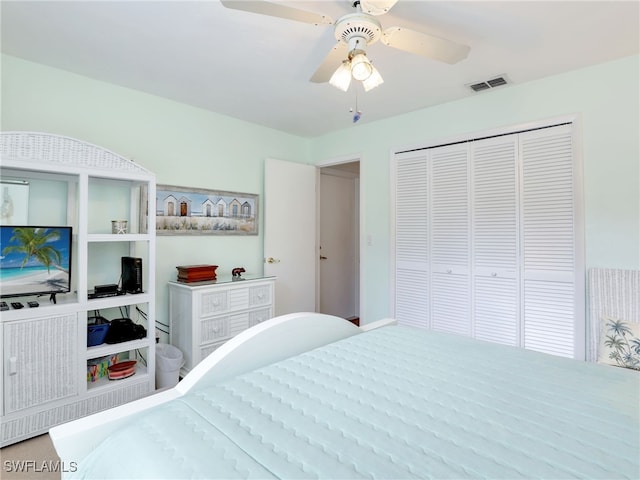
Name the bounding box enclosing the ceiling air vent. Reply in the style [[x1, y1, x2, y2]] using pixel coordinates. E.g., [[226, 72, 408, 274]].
[[467, 75, 510, 93]]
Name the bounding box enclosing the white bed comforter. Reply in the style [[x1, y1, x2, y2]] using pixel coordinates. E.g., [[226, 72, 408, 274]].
[[74, 326, 640, 479]]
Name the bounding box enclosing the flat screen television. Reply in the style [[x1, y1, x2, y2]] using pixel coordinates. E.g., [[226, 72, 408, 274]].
[[0, 226, 72, 299]]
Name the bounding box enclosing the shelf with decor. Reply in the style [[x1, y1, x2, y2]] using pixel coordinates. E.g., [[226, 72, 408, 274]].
[[86, 366, 150, 393], [0, 131, 156, 447], [85, 346, 150, 393]]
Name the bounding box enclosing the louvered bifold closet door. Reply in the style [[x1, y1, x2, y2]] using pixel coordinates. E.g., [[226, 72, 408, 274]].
[[394, 152, 429, 328], [520, 124, 578, 358], [430, 144, 471, 336], [471, 136, 519, 346]]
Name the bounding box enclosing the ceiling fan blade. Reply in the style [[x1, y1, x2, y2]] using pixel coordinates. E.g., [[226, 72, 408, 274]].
[[310, 43, 349, 83], [220, 1, 333, 25], [382, 27, 470, 64], [360, 0, 399, 16]]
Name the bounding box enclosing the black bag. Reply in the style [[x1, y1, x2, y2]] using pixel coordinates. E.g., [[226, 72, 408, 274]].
[[104, 318, 146, 344]]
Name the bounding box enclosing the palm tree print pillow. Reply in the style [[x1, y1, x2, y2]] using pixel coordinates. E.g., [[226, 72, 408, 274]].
[[598, 316, 640, 370]]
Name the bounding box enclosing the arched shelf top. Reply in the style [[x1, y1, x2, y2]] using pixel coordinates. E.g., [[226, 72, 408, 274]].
[[0, 131, 153, 176]]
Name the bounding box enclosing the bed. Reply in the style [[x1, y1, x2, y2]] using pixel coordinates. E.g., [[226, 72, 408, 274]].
[[50, 309, 639, 479]]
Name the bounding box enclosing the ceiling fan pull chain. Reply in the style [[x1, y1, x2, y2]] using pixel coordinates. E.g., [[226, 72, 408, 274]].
[[352, 88, 362, 123]]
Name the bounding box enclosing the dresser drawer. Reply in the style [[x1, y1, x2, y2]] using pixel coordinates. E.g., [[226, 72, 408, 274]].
[[198, 308, 272, 362], [199, 290, 228, 316], [200, 316, 229, 343], [249, 307, 272, 327], [249, 284, 272, 307], [200, 340, 226, 361], [199, 282, 273, 316], [200, 311, 252, 345]]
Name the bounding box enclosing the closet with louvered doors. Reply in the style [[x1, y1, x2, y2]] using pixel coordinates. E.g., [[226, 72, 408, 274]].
[[392, 122, 585, 359]]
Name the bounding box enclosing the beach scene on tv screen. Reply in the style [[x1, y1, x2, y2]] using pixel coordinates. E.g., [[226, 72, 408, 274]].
[[0, 226, 71, 297]]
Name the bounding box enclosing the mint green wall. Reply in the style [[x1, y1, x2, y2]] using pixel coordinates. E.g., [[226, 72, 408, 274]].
[[1, 54, 311, 331], [310, 55, 639, 321], [2, 54, 638, 326]]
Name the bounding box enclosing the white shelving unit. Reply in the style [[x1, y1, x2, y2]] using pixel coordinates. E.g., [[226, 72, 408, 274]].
[[0, 132, 156, 446]]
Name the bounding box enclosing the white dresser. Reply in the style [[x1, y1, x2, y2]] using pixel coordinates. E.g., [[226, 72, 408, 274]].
[[168, 276, 275, 376]]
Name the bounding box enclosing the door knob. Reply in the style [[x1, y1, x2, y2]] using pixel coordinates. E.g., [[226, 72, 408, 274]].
[[320, 255, 328, 260], [265, 257, 280, 264]]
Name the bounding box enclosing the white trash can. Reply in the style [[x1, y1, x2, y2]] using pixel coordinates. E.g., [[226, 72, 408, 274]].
[[155, 343, 184, 389]]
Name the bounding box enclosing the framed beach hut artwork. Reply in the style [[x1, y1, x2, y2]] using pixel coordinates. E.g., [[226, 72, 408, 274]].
[[155, 185, 258, 235]]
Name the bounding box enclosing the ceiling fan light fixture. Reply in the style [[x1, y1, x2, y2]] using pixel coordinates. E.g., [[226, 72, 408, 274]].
[[362, 65, 384, 91], [329, 60, 353, 92], [350, 52, 373, 81]]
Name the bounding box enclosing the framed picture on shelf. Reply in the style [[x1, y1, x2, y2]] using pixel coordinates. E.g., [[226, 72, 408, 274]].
[[0, 180, 29, 225], [153, 184, 258, 235]]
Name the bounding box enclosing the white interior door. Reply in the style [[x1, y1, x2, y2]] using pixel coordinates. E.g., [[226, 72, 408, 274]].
[[264, 158, 317, 316]]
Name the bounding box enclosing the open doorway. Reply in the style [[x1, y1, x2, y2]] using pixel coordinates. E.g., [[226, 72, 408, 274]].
[[318, 161, 360, 325]]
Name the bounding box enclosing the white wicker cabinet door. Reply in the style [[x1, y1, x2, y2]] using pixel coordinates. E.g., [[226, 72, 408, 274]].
[[4, 314, 78, 413]]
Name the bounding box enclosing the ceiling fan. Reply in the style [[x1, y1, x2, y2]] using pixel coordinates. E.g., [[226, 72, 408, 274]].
[[220, 0, 470, 92]]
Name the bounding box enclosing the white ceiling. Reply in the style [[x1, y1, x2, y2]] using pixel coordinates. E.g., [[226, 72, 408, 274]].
[[2, 1, 638, 138]]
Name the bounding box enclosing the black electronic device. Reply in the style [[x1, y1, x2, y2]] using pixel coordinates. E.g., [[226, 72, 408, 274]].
[[94, 284, 119, 295], [121, 256, 143, 294], [104, 318, 146, 344], [88, 289, 126, 299]]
